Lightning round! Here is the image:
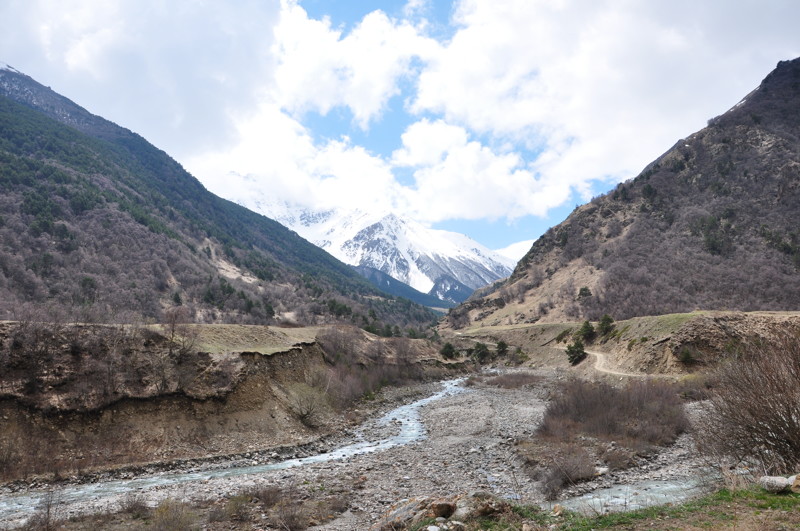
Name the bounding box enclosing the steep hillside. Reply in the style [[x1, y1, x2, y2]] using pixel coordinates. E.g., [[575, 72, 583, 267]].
[[449, 58, 800, 328], [0, 65, 436, 330]]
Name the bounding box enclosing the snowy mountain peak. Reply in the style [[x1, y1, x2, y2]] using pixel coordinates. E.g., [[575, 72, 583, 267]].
[[221, 185, 513, 303], [207, 173, 515, 304], [0, 63, 22, 74], [318, 209, 514, 301]]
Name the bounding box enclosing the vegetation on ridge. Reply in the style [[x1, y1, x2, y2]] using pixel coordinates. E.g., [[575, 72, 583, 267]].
[[0, 77, 436, 329]]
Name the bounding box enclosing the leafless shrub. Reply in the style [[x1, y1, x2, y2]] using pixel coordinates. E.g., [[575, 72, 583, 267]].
[[600, 446, 637, 471], [270, 484, 308, 531], [245, 484, 283, 508], [538, 379, 688, 449], [119, 492, 149, 519], [465, 375, 485, 387], [162, 306, 198, 357], [288, 384, 325, 428], [321, 494, 349, 515], [538, 445, 595, 500], [23, 490, 61, 531], [316, 326, 360, 364], [220, 494, 251, 522], [699, 333, 800, 474]]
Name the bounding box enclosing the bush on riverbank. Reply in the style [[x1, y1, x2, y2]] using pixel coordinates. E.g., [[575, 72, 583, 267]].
[[521, 378, 689, 499], [537, 379, 688, 448], [699, 333, 800, 475]]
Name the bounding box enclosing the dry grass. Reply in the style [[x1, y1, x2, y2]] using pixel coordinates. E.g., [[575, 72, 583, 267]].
[[148, 499, 197, 531]]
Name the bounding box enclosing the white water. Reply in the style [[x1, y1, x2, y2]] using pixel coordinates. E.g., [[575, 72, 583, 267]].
[[0, 379, 466, 526]]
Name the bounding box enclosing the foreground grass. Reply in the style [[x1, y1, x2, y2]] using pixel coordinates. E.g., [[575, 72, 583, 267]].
[[412, 487, 800, 531], [555, 487, 800, 530]]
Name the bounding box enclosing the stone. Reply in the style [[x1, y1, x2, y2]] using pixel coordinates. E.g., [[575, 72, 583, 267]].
[[429, 499, 456, 518], [451, 491, 510, 520], [759, 476, 791, 493], [373, 497, 431, 531]]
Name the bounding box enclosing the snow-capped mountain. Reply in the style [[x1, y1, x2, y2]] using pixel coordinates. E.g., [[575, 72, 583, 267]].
[[236, 197, 514, 304]]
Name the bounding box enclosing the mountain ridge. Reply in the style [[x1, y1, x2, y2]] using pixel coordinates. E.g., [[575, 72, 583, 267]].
[[0, 65, 437, 330], [446, 57, 800, 328]]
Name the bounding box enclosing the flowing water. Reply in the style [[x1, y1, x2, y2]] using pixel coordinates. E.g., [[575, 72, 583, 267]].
[[556, 475, 709, 515], [0, 378, 466, 526], [0, 377, 711, 526]]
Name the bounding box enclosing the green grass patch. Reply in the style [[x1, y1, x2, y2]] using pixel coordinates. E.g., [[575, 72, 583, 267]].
[[553, 487, 800, 530]]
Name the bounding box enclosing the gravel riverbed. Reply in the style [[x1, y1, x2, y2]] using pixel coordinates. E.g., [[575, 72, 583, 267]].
[[0, 374, 709, 529]]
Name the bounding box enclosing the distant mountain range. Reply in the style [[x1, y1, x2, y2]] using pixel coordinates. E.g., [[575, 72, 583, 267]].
[[449, 57, 800, 328], [0, 63, 437, 330], [220, 195, 515, 306]]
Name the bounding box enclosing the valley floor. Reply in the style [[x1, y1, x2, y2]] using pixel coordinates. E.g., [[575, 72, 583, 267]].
[[3, 368, 710, 530]]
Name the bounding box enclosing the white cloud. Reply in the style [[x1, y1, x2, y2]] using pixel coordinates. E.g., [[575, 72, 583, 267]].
[[274, 0, 437, 129], [188, 0, 800, 232], [3, 0, 799, 243], [412, 0, 800, 200], [1, 0, 280, 157], [188, 101, 408, 217], [392, 118, 467, 167]]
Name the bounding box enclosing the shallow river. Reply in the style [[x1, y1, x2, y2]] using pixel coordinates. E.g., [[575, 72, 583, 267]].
[[0, 377, 710, 526], [0, 379, 466, 526]]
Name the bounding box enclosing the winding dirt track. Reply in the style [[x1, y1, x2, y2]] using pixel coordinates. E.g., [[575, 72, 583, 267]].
[[558, 346, 678, 379]]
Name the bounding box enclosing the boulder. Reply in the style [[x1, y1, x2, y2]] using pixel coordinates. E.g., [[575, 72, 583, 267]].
[[758, 476, 791, 493], [373, 497, 431, 531], [792, 475, 800, 493], [451, 491, 510, 520], [429, 499, 456, 518]]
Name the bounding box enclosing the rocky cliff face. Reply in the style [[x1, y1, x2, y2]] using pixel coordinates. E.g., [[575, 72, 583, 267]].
[[452, 58, 800, 328]]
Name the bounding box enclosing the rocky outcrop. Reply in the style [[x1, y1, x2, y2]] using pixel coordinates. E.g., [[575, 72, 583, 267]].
[[372, 491, 510, 531]]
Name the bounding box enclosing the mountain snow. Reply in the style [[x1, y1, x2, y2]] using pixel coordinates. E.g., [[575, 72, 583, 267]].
[[0, 63, 22, 74], [230, 194, 515, 300]]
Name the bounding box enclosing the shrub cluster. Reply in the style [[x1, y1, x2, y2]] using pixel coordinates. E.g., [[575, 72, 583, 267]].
[[538, 379, 689, 449]]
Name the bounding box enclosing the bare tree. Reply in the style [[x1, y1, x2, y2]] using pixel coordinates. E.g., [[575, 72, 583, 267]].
[[162, 306, 198, 357], [699, 332, 800, 474]]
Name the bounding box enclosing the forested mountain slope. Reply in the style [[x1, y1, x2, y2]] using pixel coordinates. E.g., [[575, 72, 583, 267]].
[[0, 65, 436, 330], [448, 58, 800, 327]]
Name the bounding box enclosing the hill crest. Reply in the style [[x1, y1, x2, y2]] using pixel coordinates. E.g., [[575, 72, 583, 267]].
[[447, 57, 800, 329]]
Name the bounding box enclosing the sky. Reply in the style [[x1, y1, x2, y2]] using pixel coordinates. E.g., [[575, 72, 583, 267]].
[[1, 0, 799, 251]]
